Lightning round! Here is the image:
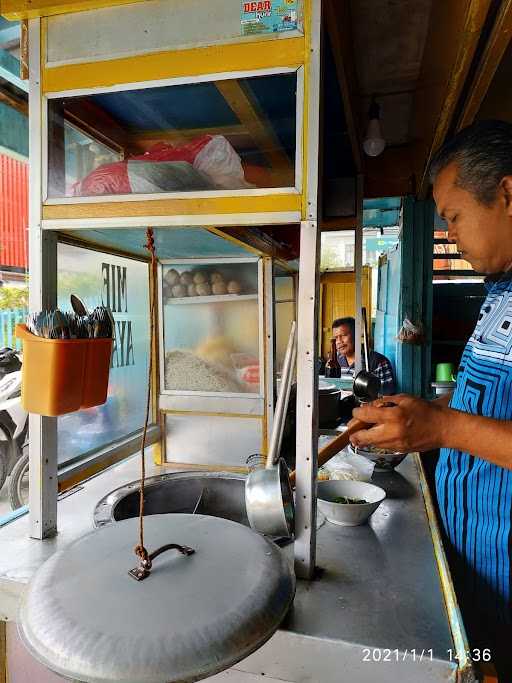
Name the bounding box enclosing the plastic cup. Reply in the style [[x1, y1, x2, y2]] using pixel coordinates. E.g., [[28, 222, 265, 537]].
[[436, 362, 455, 382]]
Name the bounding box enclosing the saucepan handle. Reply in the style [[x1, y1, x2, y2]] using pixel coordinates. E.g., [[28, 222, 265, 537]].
[[289, 419, 367, 486]]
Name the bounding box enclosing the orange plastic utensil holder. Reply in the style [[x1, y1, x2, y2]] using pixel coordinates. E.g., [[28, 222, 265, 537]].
[[81, 336, 113, 409], [16, 324, 112, 417]]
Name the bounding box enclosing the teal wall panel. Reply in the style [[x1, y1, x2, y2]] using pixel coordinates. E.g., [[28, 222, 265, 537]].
[[0, 101, 28, 158], [374, 197, 434, 397]]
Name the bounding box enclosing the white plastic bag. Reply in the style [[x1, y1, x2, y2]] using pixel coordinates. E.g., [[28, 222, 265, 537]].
[[323, 447, 375, 482], [193, 135, 254, 189]]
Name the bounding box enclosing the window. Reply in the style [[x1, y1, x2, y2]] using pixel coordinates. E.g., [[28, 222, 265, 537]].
[[57, 243, 150, 465], [47, 71, 299, 199]]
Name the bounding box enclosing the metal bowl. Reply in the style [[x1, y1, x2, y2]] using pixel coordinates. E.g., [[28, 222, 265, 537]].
[[94, 471, 249, 528], [348, 444, 408, 472]]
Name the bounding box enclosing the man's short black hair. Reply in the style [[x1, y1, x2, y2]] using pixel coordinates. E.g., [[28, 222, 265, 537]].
[[429, 119, 512, 206], [332, 317, 355, 338]]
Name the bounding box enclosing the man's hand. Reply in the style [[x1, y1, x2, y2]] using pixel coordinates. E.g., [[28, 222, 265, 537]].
[[348, 394, 448, 453]]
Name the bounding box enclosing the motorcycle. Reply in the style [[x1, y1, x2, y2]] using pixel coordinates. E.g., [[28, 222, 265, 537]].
[[0, 348, 29, 509]]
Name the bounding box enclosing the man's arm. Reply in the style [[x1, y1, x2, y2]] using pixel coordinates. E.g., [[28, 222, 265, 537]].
[[349, 395, 512, 469], [432, 392, 452, 407]]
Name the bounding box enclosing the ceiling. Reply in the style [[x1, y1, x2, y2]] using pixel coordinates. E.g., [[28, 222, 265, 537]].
[[349, 0, 432, 147]]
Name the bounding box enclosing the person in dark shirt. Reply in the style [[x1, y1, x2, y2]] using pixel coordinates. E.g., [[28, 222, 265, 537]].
[[332, 316, 395, 395]]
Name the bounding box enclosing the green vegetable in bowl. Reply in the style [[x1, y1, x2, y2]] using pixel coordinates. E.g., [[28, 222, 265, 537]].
[[333, 495, 368, 505]]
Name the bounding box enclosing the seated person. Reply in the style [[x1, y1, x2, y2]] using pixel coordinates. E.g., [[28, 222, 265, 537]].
[[332, 316, 396, 395]]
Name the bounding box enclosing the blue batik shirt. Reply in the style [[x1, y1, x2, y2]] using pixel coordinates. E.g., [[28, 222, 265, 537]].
[[436, 272, 512, 623]]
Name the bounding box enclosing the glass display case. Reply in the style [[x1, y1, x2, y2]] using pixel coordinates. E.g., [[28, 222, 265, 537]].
[[47, 71, 299, 199], [160, 258, 261, 395]]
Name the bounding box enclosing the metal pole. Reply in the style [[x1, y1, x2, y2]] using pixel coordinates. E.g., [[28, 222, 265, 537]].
[[28, 19, 58, 539], [354, 174, 364, 374], [295, 221, 320, 580], [293, 0, 322, 580], [263, 257, 275, 454]]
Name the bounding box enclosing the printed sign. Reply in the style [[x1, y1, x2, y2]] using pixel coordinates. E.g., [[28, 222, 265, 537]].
[[241, 0, 299, 36]]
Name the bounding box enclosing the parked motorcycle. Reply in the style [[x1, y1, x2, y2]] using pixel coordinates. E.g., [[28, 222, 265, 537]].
[[0, 347, 29, 509]]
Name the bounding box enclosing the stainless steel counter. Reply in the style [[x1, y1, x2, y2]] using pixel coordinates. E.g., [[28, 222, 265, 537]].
[[0, 453, 473, 683]]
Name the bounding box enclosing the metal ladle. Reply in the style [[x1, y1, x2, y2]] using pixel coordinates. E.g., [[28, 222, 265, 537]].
[[353, 306, 381, 403], [245, 322, 296, 537]]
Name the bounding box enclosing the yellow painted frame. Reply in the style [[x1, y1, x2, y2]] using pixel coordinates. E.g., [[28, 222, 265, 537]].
[[39, 0, 313, 221], [41, 30, 305, 92], [42, 194, 301, 220], [2, 0, 147, 20]]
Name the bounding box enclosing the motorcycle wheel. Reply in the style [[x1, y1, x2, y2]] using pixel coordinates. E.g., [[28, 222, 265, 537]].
[[0, 442, 8, 492], [9, 447, 28, 510]]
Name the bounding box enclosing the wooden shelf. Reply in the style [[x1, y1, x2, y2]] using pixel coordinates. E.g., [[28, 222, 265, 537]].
[[165, 294, 257, 305]]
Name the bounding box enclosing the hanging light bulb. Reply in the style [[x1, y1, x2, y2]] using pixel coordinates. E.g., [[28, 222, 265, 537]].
[[363, 97, 386, 157]]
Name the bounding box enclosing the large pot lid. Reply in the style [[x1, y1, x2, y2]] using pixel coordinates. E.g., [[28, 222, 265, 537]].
[[19, 514, 295, 683]]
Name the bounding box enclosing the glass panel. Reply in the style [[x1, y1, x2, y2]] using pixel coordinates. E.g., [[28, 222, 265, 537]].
[[275, 275, 294, 301], [57, 243, 150, 465], [162, 261, 260, 393], [64, 123, 121, 196], [275, 301, 294, 373], [47, 72, 298, 199]]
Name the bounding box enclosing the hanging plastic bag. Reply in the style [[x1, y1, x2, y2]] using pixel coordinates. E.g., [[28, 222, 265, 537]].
[[397, 316, 425, 345], [193, 135, 254, 189]]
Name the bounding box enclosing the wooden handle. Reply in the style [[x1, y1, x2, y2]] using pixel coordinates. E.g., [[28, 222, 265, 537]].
[[289, 420, 367, 487]]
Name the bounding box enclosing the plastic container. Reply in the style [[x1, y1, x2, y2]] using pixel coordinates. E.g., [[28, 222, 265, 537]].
[[15, 324, 112, 417], [81, 336, 113, 409]]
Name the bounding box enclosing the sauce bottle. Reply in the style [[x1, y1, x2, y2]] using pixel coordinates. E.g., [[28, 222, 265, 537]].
[[325, 338, 341, 378]]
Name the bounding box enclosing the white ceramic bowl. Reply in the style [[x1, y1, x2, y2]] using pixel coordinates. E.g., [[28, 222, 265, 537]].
[[317, 480, 386, 526], [348, 444, 408, 472]]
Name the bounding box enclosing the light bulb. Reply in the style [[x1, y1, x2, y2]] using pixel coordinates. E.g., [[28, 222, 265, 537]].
[[363, 118, 386, 157]]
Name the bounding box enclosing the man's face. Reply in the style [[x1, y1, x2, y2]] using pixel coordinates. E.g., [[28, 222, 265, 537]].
[[433, 161, 512, 274], [332, 324, 354, 357]]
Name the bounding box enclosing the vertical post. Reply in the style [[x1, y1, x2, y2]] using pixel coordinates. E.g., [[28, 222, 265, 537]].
[[28, 19, 58, 539], [295, 221, 320, 580], [354, 174, 364, 373], [294, 0, 322, 580], [263, 257, 274, 452]]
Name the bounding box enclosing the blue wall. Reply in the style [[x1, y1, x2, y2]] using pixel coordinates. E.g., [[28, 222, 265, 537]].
[[0, 101, 28, 158]]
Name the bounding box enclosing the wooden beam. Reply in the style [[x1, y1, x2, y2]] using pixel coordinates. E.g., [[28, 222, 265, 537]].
[[324, 0, 363, 174], [63, 99, 130, 154], [457, 0, 512, 129], [320, 216, 357, 231], [0, 87, 28, 115], [208, 226, 297, 262], [411, 0, 492, 197], [128, 124, 253, 152], [1, 0, 147, 20], [214, 79, 294, 184]]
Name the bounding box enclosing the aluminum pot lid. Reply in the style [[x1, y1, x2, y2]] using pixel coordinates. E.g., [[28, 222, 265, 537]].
[[18, 514, 295, 683]]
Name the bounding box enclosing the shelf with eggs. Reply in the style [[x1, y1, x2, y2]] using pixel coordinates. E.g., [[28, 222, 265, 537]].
[[162, 266, 253, 303]]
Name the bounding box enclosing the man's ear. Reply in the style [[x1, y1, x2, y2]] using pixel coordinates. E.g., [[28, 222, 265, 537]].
[[501, 176, 512, 213]]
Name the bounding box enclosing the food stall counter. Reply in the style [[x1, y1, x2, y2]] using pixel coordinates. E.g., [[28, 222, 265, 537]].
[[0, 453, 472, 683]]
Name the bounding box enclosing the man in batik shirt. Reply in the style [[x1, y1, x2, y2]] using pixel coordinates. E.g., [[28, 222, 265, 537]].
[[349, 120, 512, 680]]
